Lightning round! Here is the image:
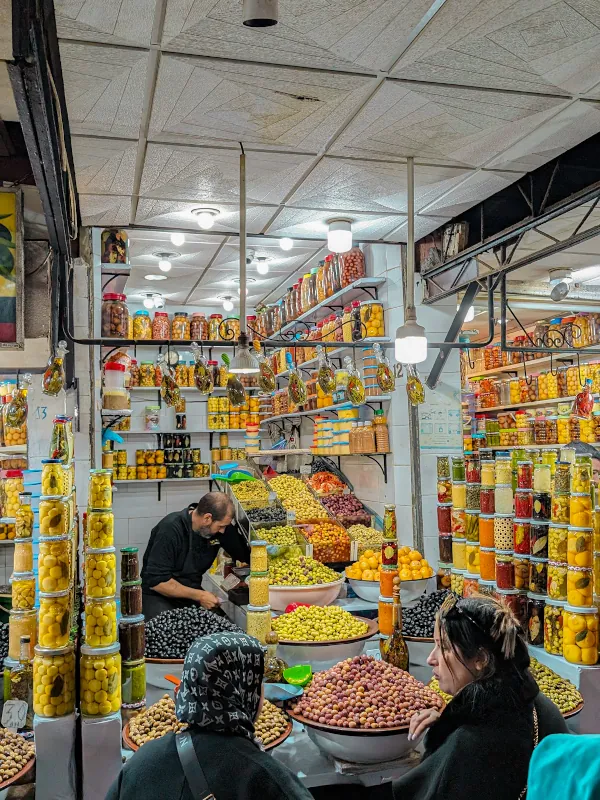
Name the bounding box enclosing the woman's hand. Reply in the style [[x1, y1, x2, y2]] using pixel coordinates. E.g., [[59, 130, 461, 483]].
[[408, 707, 441, 741]]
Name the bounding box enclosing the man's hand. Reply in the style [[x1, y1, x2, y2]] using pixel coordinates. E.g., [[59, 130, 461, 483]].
[[196, 589, 220, 610]]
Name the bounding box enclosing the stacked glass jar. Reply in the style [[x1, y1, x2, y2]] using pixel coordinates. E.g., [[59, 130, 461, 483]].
[[247, 541, 271, 644], [118, 547, 145, 716], [436, 456, 453, 582], [81, 469, 122, 717]]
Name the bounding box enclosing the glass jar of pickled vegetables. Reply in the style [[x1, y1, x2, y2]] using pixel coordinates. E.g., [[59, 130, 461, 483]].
[[547, 561, 567, 601], [567, 565, 593, 607], [570, 493, 592, 528], [360, 302, 385, 338], [572, 461, 592, 494], [514, 489, 532, 519], [563, 605, 598, 665], [529, 557, 547, 594], [551, 493, 569, 525], [480, 460, 495, 488], [209, 314, 223, 341], [513, 554, 529, 590], [152, 311, 170, 339], [172, 312, 190, 340], [465, 543, 480, 574], [15, 492, 33, 539], [133, 310, 152, 339], [494, 457, 512, 485], [39, 535, 71, 593], [80, 643, 121, 716], [464, 510, 479, 543], [33, 644, 76, 718], [139, 362, 155, 388], [567, 526, 593, 570], [85, 597, 117, 647], [122, 659, 146, 706], [11, 571, 35, 609], [533, 463, 551, 493], [101, 293, 128, 338], [41, 458, 63, 496], [451, 457, 466, 482], [1, 469, 23, 517], [548, 525, 568, 563], [451, 569, 465, 596], [87, 509, 114, 549], [516, 461, 533, 490], [39, 496, 67, 536], [513, 519, 530, 555], [594, 509, 600, 551], [39, 590, 71, 649], [85, 546, 116, 598], [526, 593, 545, 647], [190, 312, 208, 341], [13, 539, 32, 573], [554, 461, 570, 494], [89, 469, 112, 509], [494, 485, 513, 515], [451, 481, 466, 509], [452, 538, 467, 570], [495, 552, 515, 589]]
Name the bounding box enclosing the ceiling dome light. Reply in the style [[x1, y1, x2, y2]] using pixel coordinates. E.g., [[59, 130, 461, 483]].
[[229, 332, 260, 374], [192, 207, 219, 230], [395, 311, 428, 365], [153, 295, 165, 309], [143, 294, 155, 310], [256, 256, 269, 275], [145, 274, 167, 281], [280, 237, 293, 251], [222, 296, 234, 312], [170, 232, 185, 247], [327, 218, 352, 253], [158, 259, 171, 272]]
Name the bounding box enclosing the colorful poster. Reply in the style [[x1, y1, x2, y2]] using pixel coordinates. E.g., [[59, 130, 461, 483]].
[[0, 189, 23, 348]]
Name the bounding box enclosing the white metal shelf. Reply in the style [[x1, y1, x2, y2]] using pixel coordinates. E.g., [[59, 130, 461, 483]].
[[114, 428, 253, 436], [0, 445, 27, 455], [467, 351, 600, 380], [475, 396, 578, 413], [263, 396, 391, 424], [275, 338, 392, 378], [114, 478, 211, 485], [253, 448, 313, 456]]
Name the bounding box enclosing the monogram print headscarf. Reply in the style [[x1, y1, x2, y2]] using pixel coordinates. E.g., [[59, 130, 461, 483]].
[[175, 632, 264, 745]]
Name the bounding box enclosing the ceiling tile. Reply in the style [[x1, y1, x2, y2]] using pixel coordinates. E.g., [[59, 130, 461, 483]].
[[266, 207, 406, 240], [79, 194, 132, 226], [330, 80, 569, 167], [140, 143, 316, 204], [161, 0, 433, 74], [386, 214, 450, 242], [135, 198, 278, 234], [149, 55, 375, 150], [59, 42, 149, 138], [72, 136, 138, 195], [56, 0, 157, 48], [390, 0, 600, 95]]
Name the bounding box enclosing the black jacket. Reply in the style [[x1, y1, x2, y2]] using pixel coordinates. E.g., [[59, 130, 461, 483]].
[[392, 671, 568, 800], [106, 729, 313, 800]]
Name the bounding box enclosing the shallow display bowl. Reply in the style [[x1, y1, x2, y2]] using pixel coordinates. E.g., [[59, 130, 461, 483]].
[[347, 578, 380, 603], [275, 617, 378, 670], [348, 577, 431, 606], [287, 708, 413, 764], [123, 719, 293, 753], [403, 635, 434, 643], [563, 700, 584, 720], [0, 755, 36, 790], [268, 578, 344, 612]]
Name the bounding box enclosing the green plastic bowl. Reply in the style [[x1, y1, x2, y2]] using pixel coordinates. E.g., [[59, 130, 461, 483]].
[[283, 664, 312, 687]]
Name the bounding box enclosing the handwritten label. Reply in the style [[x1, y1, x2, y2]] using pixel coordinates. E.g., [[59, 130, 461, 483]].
[[2, 700, 28, 731], [34, 406, 48, 420], [221, 574, 241, 591], [342, 487, 350, 495]]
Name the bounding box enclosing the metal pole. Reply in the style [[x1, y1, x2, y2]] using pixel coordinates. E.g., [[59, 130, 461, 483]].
[[239, 146, 247, 333], [406, 157, 415, 313]]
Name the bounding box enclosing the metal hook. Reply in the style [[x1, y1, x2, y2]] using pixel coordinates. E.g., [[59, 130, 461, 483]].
[[522, 356, 531, 385], [549, 352, 559, 377]]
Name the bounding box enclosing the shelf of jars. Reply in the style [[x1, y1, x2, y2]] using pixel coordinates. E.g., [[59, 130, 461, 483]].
[[128, 386, 261, 394], [115, 428, 257, 436], [274, 338, 392, 378], [114, 477, 211, 485], [263, 397, 391, 424], [475, 396, 580, 413]]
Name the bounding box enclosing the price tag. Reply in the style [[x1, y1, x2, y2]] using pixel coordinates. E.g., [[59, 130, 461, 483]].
[[286, 511, 296, 523], [268, 492, 277, 502], [300, 465, 311, 475], [221, 574, 241, 591], [2, 700, 27, 732], [365, 647, 382, 661]]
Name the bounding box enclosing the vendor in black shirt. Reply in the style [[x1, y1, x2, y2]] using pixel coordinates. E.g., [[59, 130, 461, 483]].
[[141, 492, 250, 620]]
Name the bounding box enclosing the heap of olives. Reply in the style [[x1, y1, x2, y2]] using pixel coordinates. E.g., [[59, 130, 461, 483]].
[[529, 657, 583, 714], [268, 555, 341, 586], [145, 606, 242, 659], [254, 525, 297, 547], [247, 505, 286, 524], [272, 606, 368, 642]]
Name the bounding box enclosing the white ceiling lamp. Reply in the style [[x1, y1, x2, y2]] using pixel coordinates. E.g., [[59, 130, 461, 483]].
[[222, 295, 234, 312], [256, 256, 269, 275], [192, 207, 219, 230], [143, 293, 155, 310], [279, 237, 293, 251], [548, 269, 573, 287], [154, 295, 165, 309], [170, 232, 185, 247], [158, 259, 171, 272], [327, 218, 352, 253], [395, 311, 428, 364], [145, 274, 167, 281], [153, 250, 179, 273]]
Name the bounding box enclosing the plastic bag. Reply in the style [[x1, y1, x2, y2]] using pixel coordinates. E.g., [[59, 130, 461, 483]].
[[374, 342, 395, 393], [190, 343, 213, 394], [5, 374, 31, 428], [574, 378, 594, 419], [158, 356, 181, 407], [344, 356, 365, 405], [42, 341, 68, 396], [254, 345, 276, 394], [316, 345, 335, 393], [286, 353, 307, 406], [406, 365, 425, 406]]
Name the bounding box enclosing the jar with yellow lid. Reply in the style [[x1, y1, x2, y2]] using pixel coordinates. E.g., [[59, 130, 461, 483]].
[[80, 643, 121, 716], [563, 605, 598, 664], [39, 496, 67, 536], [41, 459, 63, 496], [33, 644, 76, 718], [8, 609, 36, 660], [11, 571, 35, 609], [85, 546, 116, 598], [246, 604, 271, 644], [15, 492, 33, 539], [39, 590, 71, 649], [84, 597, 117, 647], [89, 469, 112, 509]]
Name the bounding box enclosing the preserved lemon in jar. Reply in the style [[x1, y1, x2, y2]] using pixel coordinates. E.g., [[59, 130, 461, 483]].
[[15, 492, 33, 539], [39, 496, 67, 536], [41, 458, 63, 496], [89, 469, 112, 509], [132, 310, 152, 340], [85, 547, 116, 598], [11, 571, 35, 609], [87, 509, 114, 549], [80, 643, 121, 716], [84, 597, 117, 647], [39, 535, 71, 592], [563, 606, 598, 664], [39, 590, 71, 649], [33, 644, 76, 718], [2, 469, 24, 517], [360, 302, 385, 338]]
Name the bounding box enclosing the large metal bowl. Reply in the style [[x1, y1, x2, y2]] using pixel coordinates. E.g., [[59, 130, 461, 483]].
[[268, 578, 345, 612], [347, 578, 379, 603], [275, 617, 378, 670], [348, 577, 432, 606]]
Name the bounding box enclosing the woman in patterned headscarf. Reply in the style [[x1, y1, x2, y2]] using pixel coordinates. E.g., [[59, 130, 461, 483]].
[[106, 632, 312, 800]]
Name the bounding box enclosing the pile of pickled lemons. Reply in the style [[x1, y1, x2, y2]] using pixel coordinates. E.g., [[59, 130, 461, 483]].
[[345, 546, 434, 582]]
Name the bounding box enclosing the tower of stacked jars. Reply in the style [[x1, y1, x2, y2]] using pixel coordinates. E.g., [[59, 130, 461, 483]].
[[247, 541, 271, 644], [436, 456, 452, 592], [33, 416, 77, 720], [119, 547, 145, 719], [378, 505, 399, 636], [81, 468, 121, 717]]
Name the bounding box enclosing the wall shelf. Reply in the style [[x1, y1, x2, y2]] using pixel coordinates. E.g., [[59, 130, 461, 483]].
[[275, 338, 392, 378], [263, 396, 391, 424], [476, 396, 578, 413]]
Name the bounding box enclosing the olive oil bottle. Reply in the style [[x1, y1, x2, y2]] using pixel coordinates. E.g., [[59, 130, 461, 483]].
[[380, 583, 409, 671]]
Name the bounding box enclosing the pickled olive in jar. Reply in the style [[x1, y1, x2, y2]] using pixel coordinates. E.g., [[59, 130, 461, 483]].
[[466, 484, 481, 511], [437, 455, 450, 479], [527, 594, 545, 647], [118, 615, 145, 662], [87, 509, 114, 549], [548, 525, 568, 563], [121, 581, 142, 617], [563, 606, 598, 665], [452, 538, 467, 570], [41, 459, 63, 496], [529, 558, 548, 594], [250, 541, 268, 573], [533, 492, 551, 521], [514, 520, 531, 555], [80, 643, 121, 716], [39, 536, 70, 592], [480, 548, 495, 581], [437, 479, 451, 504], [495, 458, 512, 485], [120, 548, 139, 583], [567, 526, 593, 568], [480, 488, 495, 515], [495, 553, 514, 589], [570, 494, 592, 528], [494, 485, 513, 515], [515, 490, 533, 519], [451, 457, 465, 482], [249, 573, 269, 606], [439, 535, 452, 563], [451, 509, 466, 537], [33, 645, 76, 718], [39, 591, 71, 649], [517, 461, 533, 490], [11, 572, 35, 609], [13, 540, 32, 573], [452, 482, 466, 509], [89, 469, 112, 509], [437, 503, 452, 534], [533, 464, 551, 494], [85, 597, 117, 647], [494, 515, 513, 550], [133, 310, 152, 340], [465, 511, 479, 542], [481, 461, 495, 488], [514, 554, 529, 590], [246, 605, 271, 644], [85, 547, 116, 598], [451, 569, 465, 596], [567, 565, 593, 607], [547, 561, 567, 601]]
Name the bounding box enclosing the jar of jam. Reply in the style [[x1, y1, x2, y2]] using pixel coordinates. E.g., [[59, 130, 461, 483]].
[[121, 580, 142, 616], [517, 461, 533, 490], [480, 487, 495, 514], [497, 588, 528, 628], [495, 552, 515, 589], [121, 547, 140, 582], [529, 557, 548, 594], [452, 538, 467, 570], [513, 519, 530, 555], [479, 515, 494, 548], [479, 547, 495, 581], [527, 593, 545, 647], [533, 492, 551, 521], [530, 521, 549, 559], [514, 489, 533, 519], [452, 481, 466, 509], [437, 503, 452, 534], [438, 535, 452, 563]]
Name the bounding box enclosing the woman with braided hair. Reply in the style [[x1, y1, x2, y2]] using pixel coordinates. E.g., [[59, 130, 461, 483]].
[[392, 594, 568, 800]]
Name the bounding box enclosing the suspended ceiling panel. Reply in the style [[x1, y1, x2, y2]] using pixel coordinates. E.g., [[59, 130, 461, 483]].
[[135, 198, 278, 233]]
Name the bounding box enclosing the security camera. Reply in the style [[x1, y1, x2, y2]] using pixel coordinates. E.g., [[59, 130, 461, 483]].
[[243, 0, 278, 27]]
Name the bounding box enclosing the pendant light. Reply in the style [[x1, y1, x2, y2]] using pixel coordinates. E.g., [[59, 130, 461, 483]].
[[279, 237, 293, 251], [327, 219, 352, 253]]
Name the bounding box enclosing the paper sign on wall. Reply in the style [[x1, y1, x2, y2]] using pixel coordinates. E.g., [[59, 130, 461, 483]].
[[419, 386, 462, 451]]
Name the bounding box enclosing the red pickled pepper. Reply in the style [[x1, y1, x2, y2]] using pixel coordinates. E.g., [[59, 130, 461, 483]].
[[480, 488, 495, 514], [515, 490, 533, 519], [513, 520, 531, 555]]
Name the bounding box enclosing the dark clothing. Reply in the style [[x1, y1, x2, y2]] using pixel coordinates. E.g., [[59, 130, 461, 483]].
[[392, 672, 568, 800], [105, 729, 313, 800], [141, 505, 250, 619]]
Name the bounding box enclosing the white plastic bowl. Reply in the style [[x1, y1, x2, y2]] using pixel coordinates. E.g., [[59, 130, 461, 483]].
[[268, 578, 344, 612], [347, 578, 380, 603], [348, 576, 433, 607]]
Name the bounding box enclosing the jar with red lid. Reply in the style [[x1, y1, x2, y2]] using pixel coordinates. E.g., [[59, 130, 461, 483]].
[[516, 461, 533, 489], [152, 311, 170, 340], [479, 515, 494, 548], [480, 487, 495, 514], [437, 478, 451, 504], [527, 593, 545, 646], [530, 521, 549, 559], [495, 551, 514, 589], [513, 519, 530, 555], [466, 458, 480, 484], [479, 548, 495, 581], [497, 588, 528, 628], [514, 489, 533, 519], [438, 535, 452, 563], [101, 293, 128, 338], [437, 503, 452, 534], [190, 312, 208, 341]]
